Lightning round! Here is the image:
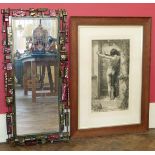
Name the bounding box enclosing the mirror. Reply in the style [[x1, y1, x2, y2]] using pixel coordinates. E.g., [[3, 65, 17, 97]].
[[12, 17, 59, 135], [2, 8, 69, 145]]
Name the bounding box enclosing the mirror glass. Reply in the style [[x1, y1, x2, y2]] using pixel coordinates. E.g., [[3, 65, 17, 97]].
[[11, 17, 59, 135]]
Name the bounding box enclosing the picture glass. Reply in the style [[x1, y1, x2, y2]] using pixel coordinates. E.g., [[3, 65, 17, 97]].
[[78, 26, 143, 129]]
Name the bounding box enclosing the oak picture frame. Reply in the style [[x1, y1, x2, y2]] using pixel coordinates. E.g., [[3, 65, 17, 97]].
[[70, 17, 151, 138]]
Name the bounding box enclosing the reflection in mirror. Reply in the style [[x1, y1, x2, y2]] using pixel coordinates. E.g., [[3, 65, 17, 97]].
[[12, 17, 59, 135]]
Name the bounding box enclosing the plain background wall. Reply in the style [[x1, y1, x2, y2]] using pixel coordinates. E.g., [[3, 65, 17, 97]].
[[0, 3, 155, 114]]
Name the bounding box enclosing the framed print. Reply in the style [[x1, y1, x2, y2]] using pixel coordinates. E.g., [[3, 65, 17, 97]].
[[70, 17, 151, 138]]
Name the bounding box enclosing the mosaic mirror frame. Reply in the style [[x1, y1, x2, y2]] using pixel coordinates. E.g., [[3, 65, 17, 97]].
[[1, 8, 70, 145]]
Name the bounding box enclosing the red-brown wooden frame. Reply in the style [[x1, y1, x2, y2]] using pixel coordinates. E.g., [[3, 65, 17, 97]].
[[70, 17, 152, 138]]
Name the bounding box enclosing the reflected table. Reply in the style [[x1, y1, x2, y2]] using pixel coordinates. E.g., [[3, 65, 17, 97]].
[[20, 53, 59, 103]]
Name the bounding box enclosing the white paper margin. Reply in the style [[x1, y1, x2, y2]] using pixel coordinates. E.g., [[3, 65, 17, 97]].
[[78, 26, 143, 129]]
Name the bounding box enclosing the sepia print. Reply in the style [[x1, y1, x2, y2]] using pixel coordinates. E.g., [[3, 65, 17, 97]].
[[92, 39, 130, 112]]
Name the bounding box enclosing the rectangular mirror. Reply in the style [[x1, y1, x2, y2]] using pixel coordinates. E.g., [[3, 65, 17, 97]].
[[2, 8, 69, 145], [12, 17, 59, 135]]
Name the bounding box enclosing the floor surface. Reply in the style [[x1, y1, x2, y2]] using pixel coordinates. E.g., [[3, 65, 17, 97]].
[[1, 129, 155, 151]]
